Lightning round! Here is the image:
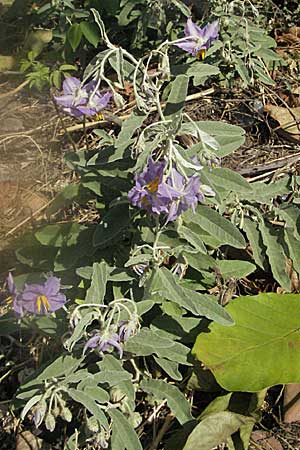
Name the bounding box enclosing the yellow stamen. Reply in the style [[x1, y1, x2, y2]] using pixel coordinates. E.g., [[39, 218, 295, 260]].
[[146, 176, 160, 194], [197, 49, 206, 61], [5, 296, 13, 305], [36, 295, 50, 313], [93, 112, 104, 121]]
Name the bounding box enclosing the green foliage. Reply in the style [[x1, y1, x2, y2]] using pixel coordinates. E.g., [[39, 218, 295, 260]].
[[193, 293, 300, 391], [4, 4, 300, 450]]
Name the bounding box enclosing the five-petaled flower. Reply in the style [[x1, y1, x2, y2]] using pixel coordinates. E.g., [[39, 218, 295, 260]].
[[19, 276, 66, 316], [54, 76, 111, 119], [175, 18, 219, 60], [128, 158, 178, 216], [128, 158, 213, 222], [84, 330, 123, 358], [166, 168, 204, 221]]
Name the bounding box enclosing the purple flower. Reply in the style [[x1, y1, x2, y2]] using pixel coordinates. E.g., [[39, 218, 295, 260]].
[[84, 330, 123, 358], [118, 316, 139, 342], [175, 18, 219, 59], [20, 276, 66, 315], [54, 77, 111, 119], [166, 168, 204, 221], [6, 273, 23, 317], [128, 158, 179, 215]]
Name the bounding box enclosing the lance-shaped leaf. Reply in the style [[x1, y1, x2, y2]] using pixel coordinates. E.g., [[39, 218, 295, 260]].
[[85, 261, 108, 304], [193, 293, 300, 391], [258, 221, 290, 291], [164, 75, 189, 132], [149, 267, 234, 325], [184, 205, 246, 249], [108, 409, 142, 450], [141, 378, 192, 425]]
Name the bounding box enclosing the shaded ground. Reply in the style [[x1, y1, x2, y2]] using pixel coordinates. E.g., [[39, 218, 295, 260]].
[[0, 80, 71, 276]]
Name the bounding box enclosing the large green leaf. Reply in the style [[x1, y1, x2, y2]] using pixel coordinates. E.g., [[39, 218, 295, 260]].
[[183, 411, 254, 450], [193, 293, 300, 391]]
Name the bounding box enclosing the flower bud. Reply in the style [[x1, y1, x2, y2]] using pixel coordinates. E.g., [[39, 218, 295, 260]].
[[86, 416, 99, 433], [45, 412, 56, 432]]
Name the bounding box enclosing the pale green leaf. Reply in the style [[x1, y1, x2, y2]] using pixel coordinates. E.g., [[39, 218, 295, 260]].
[[141, 378, 192, 425], [183, 411, 254, 450], [108, 409, 142, 450], [85, 261, 108, 304]]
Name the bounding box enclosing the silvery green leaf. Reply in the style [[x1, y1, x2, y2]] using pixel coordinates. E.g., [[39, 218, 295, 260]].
[[68, 388, 109, 429], [164, 75, 189, 133], [216, 260, 256, 279], [207, 167, 252, 193], [153, 357, 183, 381], [149, 267, 234, 325], [65, 312, 97, 351], [258, 221, 290, 291], [108, 409, 142, 450], [178, 225, 207, 254], [181, 121, 245, 157], [125, 254, 152, 267], [141, 378, 192, 425], [21, 394, 43, 421], [242, 217, 269, 271], [172, 145, 203, 170], [184, 205, 246, 249], [125, 328, 191, 365], [285, 228, 300, 275], [85, 261, 108, 304], [277, 205, 300, 240]]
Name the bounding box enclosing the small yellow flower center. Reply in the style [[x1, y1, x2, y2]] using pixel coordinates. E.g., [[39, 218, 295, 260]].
[[196, 49, 206, 61], [6, 296, 13, 305], [146, 176, 160, 194], [36, 295, 50, 313], [93, 112, 104, 121]]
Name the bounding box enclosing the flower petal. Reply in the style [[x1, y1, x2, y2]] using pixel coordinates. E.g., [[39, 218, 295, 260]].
[[184, 17, 204, 38], [44, 276, 61, 296], [63, 76, 81, 95]]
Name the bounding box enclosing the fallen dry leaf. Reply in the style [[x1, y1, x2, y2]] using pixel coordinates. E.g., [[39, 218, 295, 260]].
[[284, 384, 300, 423], [16, 431, 44, 450], [251, 430, 283, 450], [264, 104, 300, 141]]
